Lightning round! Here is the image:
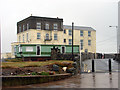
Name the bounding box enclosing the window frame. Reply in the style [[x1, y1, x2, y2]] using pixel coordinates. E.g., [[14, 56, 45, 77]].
[[37, 33, 41, 39], [69, 39, 72, 45], [36, 22, 41, 30], [54, 33, 57, 40], [88, 40, 91, 46], [53, 23, 58, 30], [45, 23, 49, 30], [88, 31, 91, 37], [69, 30, 72, 36], [80, 31, 84, 36]]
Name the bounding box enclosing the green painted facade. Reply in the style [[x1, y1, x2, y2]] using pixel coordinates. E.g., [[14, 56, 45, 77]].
[[14, 44, 79, 57]]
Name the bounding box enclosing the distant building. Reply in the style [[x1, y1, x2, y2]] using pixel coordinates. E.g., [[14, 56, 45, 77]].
[[11, 16, 96, 60], [118, 1, 120, 53]]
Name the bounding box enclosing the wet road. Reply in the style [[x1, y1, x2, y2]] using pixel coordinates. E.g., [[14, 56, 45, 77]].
[[11, 72, 118, 88], [9, 59, 119, 88]]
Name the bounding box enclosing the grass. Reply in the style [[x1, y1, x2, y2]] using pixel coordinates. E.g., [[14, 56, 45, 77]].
[[2, 60, 73, 69]]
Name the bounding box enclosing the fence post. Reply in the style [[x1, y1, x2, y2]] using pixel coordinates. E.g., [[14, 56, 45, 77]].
[[92, 59, 95, 72], [109, 59, 112, 72]]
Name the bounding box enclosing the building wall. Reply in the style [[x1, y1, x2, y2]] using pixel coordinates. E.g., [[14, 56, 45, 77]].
[[17, 29, 96, 53]]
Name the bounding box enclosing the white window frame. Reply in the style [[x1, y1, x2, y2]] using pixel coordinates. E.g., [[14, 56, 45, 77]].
[[36, 22, 41, 30], [27, 23, 29, 30], [54, 33, 57, 40], [19, 26, 21, 33], [37, 33, 41, 39], [88, 40, 91, 46], [80, 31, 84, 36], [46, 33, 49, 40], [53, 23, 58, 30], [45, 23, 49, 30], [88, 31, 91, 37], [69, 39, 72, 45], [69, 30, 72, 36]]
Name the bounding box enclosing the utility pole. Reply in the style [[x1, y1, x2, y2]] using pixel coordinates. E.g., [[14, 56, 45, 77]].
[[72, 22, 74, 61]]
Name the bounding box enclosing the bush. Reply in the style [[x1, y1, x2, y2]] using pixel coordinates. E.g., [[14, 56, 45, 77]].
[[40, 72, 49, 75]]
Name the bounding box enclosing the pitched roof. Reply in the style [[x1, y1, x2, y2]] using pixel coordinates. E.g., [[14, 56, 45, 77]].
[[63, 25, 96, 31]]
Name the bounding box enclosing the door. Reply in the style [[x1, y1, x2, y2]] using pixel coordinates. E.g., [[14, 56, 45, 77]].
[[62, 46, 65, 54], [36, 46, 41, 55]]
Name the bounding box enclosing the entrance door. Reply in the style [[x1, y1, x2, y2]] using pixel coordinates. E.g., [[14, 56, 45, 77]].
[[62, 46, 65, 54], [36, 46, 40, 55]]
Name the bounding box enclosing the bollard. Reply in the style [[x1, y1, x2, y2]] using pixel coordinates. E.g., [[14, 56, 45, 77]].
[[109, 59, 112, 72], [92, 60, 95, 72]]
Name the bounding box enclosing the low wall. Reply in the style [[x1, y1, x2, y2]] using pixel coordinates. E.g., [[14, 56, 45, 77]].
[[2, 73, 72, 87]]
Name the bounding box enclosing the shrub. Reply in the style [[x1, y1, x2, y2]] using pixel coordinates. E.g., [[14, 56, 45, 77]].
[[40, 72, 49, 75]]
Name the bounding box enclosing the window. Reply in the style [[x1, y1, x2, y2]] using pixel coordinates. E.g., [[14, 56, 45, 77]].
[[80, 40, 84, 50], [27, 23, 29, 30], [36, 22, 41, 30], [26, 47, 33, 52], [19, 36, 21, 42], [46, 33, 49, 40], [88, 31, 91, 37], [54, 34, 57, 40], [64, 30, 66, 34], [37, 33, 41, 39], [23, 25, 25, 32], [19, 26, 21, 33], [69, 39, 72, 45], [85, 49, 88, 53], [80, 31, 83, 36], [18, 45, 22, 52], [23, 34, 24, 42], [69, 30, 72, 36], [26, 33, 28, 41], [53, 23, 58, 30], [88, 40, 91, 46], [64, 39, 66, 43], [45, 23, 49, 30]]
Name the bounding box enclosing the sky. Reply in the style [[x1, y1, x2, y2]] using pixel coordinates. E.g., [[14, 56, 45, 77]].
[[0, 0, 119, 54]]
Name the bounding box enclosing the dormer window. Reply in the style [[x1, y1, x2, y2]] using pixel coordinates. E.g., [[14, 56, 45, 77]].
[[53, 23, 58, 30], [45, 23, 49, 30], [36, 22, 41, 30]]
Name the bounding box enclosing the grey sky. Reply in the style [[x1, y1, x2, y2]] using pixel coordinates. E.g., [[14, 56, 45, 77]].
[[0, 0, 119, 53]]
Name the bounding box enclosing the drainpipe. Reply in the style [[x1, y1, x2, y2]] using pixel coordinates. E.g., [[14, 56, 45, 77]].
[[72, 22, 74, 61]]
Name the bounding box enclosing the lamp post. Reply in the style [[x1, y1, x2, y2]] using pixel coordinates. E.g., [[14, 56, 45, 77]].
[[109, 26, 118, 53]]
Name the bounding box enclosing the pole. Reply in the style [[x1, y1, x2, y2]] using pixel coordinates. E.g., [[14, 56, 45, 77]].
[[92, 59, 95, 72], [109, 59, 112, 72], [72, 22, 74, 61]]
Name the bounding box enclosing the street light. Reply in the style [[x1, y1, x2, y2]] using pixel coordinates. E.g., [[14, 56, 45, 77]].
[[109, 25, 118, 53]]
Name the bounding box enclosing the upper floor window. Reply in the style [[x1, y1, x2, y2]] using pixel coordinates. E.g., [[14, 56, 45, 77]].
[[64, 30, 66, 34], [54, 34, 57, 40], [23, 34, 24, 42], [27, 23, 29, 30], [45, 23, 49, 30], [88, 31, 91, 37], [88, 40, 91, 46], [80, 40, 84, 50], [53, 24, 58, 30], [80, 31, 83, 36], [69, 39, 72, 45], [46, 33, 49, 40], [19, 26, 21, 33], [36, 22, 41, 30], [69, 30, 72, 36], [37, 33, 41, 39], [64, 39, 66, 43], [23, 25, 25, 32], [26, 33, 29, 41]]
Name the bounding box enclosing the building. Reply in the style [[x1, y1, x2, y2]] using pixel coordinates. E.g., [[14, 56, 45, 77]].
[[118, 1, 120, 53], [11, 16, 96, 60]]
